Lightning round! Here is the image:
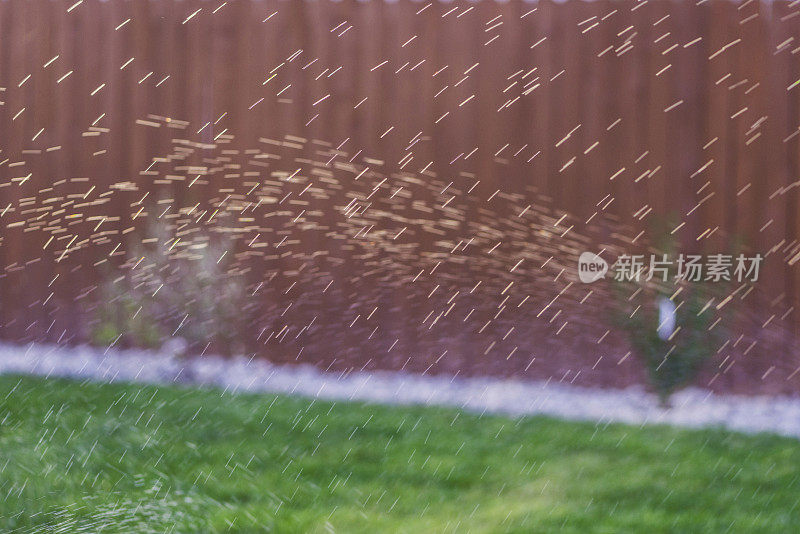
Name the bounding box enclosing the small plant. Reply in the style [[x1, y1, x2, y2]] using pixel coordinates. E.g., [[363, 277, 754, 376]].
[[90, 278, 163, 348], [614, 280, 720, 405], [89, 212, 252, 355], [611, 219, 726, 405]]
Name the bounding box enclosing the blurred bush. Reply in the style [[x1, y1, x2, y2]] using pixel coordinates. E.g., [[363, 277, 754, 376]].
[[89, 214, 252, 355], [612, 220, 726, 405], [615, 281, 721, 405]]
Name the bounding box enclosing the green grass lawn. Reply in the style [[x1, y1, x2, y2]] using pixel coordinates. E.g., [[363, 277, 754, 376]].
[[0, 375, 798, 533]]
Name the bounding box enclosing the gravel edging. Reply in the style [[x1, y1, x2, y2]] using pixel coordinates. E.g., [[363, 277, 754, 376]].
[[2, 342, 800, 439]]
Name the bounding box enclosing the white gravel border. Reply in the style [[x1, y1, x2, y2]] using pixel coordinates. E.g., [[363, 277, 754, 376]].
[[2, 342, 800, 439]]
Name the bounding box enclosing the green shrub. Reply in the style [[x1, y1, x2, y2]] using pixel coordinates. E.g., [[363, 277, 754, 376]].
[[90, 285, 163, 349], [611, 218, 727, 405], [614, 281, 720, 405], [89, 213, 251, 355]]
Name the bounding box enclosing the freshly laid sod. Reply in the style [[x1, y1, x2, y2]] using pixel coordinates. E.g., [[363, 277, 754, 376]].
[[0, 375, 798, 533]]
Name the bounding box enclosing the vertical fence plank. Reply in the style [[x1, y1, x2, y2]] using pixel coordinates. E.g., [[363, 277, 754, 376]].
[[0, 0, 799, 389]]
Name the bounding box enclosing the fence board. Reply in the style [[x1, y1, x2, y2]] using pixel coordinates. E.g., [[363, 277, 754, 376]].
[[0, 0, 799, 391]]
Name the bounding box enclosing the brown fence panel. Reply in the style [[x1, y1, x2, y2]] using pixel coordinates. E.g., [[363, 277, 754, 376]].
[[1, 0, 800, 392]]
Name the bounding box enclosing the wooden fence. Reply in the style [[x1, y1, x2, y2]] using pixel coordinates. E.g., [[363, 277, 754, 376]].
[[1, 0, 800, 392]]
